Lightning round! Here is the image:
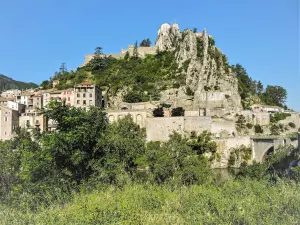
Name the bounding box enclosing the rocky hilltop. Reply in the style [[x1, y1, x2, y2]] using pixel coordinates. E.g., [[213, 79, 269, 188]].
[[156, 23, 242, 112]]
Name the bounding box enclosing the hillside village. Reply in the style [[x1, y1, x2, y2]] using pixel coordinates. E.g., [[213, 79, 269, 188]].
[[0, 79, 298, 141], [0, 23, 299, 167]]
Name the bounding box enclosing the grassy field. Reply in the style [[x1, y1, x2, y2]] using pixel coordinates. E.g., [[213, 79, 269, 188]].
[[1, 178, 299, 225]]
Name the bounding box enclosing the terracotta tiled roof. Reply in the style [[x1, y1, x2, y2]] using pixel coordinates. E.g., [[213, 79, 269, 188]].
[[80, 81, 94, 85]]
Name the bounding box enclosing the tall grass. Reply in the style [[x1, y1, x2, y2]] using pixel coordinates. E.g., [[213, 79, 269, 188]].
[[1, 178, 299, 225]]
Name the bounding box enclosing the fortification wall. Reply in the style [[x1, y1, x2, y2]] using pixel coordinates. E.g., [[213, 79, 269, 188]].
[[107, 111, 148, 128], [184, 110, 199, 117], [83, 46, 157, 66], [213, 137, 251, 168], [211, 119, 237, 138], [146, 116, 212, 141]]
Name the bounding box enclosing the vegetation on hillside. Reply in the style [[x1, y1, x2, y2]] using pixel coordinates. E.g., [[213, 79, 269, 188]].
[[40, 28, 288, 108], [0, 74, 38, 91], [232, 64, 287, 109]]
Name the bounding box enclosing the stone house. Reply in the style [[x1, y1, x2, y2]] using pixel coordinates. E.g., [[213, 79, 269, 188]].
[[251, 104, 284, 113], [1, 89, 21, 98], [61, 88, 74, 106], [0, 106, 19, 140], [73, 82, 102, 110]]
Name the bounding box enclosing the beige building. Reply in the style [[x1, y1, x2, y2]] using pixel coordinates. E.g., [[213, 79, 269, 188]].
[[1, 89, 21, 98], [73, 82, 102, 110], [0, 106, 19, 140], [19, 114, 47, 132], [251, 104, 284, 113], [61, 88, 74, 106]]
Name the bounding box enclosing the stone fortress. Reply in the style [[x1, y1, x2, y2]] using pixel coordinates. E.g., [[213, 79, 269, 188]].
[[92, 23, 299, 167]]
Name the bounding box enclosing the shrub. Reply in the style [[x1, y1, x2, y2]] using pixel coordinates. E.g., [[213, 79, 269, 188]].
[[160, 103, 171, 108], [152, 107, 164, 117], [270, 113, 291, 123], [288, 122, 296, 128], [246, 123, 253, 129], [171, 107, 185, 117], [270, 124, 280, 135], [254, 125, 263, 134], [185, 86, 194, 96]]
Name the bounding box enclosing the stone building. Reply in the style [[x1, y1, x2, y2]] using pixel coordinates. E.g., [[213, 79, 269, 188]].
[[73, 82, 102, 110], [251, 104, 284, 113], [16, 93, 31, 105], [61, 88, 74, 106], [7, 101, 25, 113], [0, 106, 19, 140], [1, 89, 21, 98], [19, 114, 47, 132]]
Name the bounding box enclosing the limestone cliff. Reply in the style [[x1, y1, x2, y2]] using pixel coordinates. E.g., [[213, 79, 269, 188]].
[[156, 23, 242, 112]]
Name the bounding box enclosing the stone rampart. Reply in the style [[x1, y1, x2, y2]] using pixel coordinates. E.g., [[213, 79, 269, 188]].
[[146, 116, 211, 141], [211, 119, 237, 138], [83, 45, 157, 66]]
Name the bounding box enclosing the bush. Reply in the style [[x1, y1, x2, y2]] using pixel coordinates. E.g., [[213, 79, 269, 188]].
[[152, 107, 164, 117], [246, 123, 253, 129], [288, 122, 296, 128], [171, 107, 185, 117], [185, 86, 194, 96], [270, 113, 291, 123], [270, 124, 280, 135], [254, 125, 263, 133]]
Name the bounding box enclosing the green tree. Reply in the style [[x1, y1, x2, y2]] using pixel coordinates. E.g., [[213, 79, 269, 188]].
[[256, 81, 264, 95], [139, 38, 152, 47], [171, 107, 185, 117], [262, 85, 287, 107], [188, 131, 217, 156], [153, 107, 164, 117], [40, 80, 50, 89], [95, 115, 146, 183], [133, 41, 139, 58]]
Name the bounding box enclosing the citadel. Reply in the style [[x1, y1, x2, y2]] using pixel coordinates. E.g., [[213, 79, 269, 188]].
[[0, 23, 299, 167]]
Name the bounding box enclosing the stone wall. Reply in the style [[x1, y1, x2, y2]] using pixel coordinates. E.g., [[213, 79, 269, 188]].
[[240, 110, 270, 126], [107, 110, 148, 128], [146, 116, 211, 141], [211, 119, 237, 138], [213, 137, 251, 168], [184, 110, 199, 117], [83, 45, 157, 66]]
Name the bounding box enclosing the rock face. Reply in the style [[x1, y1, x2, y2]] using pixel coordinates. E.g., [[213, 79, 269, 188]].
[[156, 23, 242, 113]]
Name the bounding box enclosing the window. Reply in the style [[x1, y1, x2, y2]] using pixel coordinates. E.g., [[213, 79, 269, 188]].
[[4, 132, 7, 135], [83, 94, 86, 98], [77, 93, 80, 97], [77, 100, 80, 104], [89, 100, 93, 105], [83, 100, 86, 105], [90, 93, 93, 98], [68, 97, 70, 101], [4, 117, 8, 122]]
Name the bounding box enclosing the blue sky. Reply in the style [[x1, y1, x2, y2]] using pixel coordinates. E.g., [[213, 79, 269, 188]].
[[0, 0, 299, 111]]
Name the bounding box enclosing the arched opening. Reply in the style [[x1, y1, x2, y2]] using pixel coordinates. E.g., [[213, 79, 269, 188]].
[[262, 146, 274, 162], [136, 114, 143, 127], [108, 115, 115, 123]]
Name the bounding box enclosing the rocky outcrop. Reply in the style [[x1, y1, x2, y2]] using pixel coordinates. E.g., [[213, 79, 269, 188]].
[[156, 23, 242, 112]]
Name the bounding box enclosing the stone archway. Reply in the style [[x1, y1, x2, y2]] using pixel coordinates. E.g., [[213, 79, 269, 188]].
[[136, 114, 143, 127], [108, 115, 115, 123], [261, 146, 274, 162]]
